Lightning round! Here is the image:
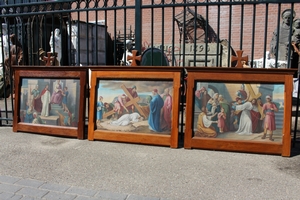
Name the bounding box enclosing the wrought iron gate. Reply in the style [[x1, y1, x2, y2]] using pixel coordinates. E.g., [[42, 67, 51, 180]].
[[0, 0, 299, 145]]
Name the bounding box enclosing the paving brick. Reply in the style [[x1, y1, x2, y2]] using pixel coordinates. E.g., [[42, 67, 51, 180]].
[[0, 175, 21, 184], [19, 196, 38, 200], [16, 187, 49, 198], [126, 194, 160, 200], [15, 179, 45, 188], [0, 183, 23, 193], [74, 196, 99, 200], [42, 191, 77, 200], [66, 186, 97, 197], [9, 194, 23, 200], [94, 190, 128, 200], [39, 182, 70, 193], [0, 191, 14, 199]]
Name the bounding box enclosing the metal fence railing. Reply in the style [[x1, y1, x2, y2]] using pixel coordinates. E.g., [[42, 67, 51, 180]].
[[0, 0, 299, 144]]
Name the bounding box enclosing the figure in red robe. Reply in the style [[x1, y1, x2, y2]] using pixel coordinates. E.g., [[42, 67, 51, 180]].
[[30, 85, 42, 113], [261, 95, 278, 141], [217, 107, 226, 133], [250, 98, 263, 133], [160, 88, 172, 131]]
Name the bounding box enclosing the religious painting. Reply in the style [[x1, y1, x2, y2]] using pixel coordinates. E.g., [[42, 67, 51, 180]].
[[88, 67, 181, 148], [192, 82, 284, 142], [96, 80, 173, 134], [19, 78, 80, 126], [184, 67, 295, 156], [13, 67, 87, 139]]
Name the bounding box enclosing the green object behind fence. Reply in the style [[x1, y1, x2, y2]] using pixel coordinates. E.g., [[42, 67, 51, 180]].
[[141, 48, 169, 66]]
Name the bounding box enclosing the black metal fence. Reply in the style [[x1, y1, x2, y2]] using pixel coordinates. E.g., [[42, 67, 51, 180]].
[[0, 0, 299, 142]]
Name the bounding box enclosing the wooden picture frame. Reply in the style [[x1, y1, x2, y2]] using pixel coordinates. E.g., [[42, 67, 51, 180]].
[[13, 67, 87, 139], [184, 67, 296, 157], [88, 66, 181, 148]]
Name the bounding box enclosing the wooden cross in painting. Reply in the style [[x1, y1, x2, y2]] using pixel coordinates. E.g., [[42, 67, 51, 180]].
[[245, 84, 265, 118], [43, 52, 56, 66], [231, 50, 248, 68], [102, 84, 147, 119], [127, 50, 141, 66], [120, 84, 147, 118]]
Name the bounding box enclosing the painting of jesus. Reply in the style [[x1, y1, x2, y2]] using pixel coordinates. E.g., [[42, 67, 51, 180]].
[[19, 78, 80, 127], [95, 80, 174, 135], [193, 82, 284, 143]]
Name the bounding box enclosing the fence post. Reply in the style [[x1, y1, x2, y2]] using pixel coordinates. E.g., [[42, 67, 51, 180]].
[[0, 108, 2, 126], [135, 0, 142, 54]]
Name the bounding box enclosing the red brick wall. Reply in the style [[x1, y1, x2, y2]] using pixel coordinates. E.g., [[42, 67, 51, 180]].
[[72, 1, 300, 61]]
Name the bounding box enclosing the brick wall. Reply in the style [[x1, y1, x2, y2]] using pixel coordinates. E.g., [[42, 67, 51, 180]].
[[72, 1, 300, 62]]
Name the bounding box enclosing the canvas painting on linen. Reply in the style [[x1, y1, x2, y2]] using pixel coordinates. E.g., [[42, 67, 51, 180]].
[[193, 82, 284, 143], [19, 78, 81, 127], [95, 79, 174, 135]]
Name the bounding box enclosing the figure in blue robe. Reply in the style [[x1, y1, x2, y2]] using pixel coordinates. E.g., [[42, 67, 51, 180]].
[[148, 89, 164, 132], [96, 96, 104, 122], [62, 88, 69, 112], [24, 105, 34, 123]]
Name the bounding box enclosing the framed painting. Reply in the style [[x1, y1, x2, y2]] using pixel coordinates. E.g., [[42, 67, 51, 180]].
[[88, 66, 181, 148], [184, 67, 296, 157], [13, 67, 87, 139]]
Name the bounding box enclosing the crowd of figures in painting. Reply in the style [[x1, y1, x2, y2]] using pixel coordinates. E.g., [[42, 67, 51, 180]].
[[193, 82, 284, 142], [20, 79, 80, 127], [96, 80, 173, 134]]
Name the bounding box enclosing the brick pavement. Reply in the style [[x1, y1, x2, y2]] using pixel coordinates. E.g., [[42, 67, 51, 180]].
[[0, 175, 164, 200]]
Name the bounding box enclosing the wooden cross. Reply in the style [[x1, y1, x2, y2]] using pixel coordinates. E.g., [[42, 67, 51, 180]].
[[103, 84, 146, 119], [103, 98, 138, 119], [43, 52, 56, 66], [245, 84, 261, 100], [245, 84, 265, 118], [127, 50, 141, 66], [231, 50, 248, 68], [121, 84, 147, 118]]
